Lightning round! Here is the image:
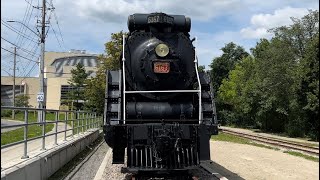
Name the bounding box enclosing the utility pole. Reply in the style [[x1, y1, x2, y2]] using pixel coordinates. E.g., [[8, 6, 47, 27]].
[[12, 47, 16, 119], [38, 0, 46, 123]]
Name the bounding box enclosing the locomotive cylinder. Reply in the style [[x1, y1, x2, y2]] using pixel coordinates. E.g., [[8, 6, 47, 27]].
[[126, 102, 193, 119]]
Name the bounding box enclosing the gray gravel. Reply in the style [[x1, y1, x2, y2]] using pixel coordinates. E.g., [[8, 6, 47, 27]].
[[62, 138, 109, 180]]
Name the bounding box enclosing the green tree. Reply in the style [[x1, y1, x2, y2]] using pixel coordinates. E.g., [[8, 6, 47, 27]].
[[198, 65, 206, 73], [218, 56, 258, 126], [298, 33, 319, 140], [209, 42, 249, 126], [99, 31, 126, 71], [68, 63, 89, 110], [84, 31, 125, 114], [209, 42, 249, 93], [249, 10, 318, 136], [211, 10, 319, 140], [251, 37, 298, 132], [15, 94, 30, 107]]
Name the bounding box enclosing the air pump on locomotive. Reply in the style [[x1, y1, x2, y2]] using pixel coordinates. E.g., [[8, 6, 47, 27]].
[[103, 12, 218, 176]]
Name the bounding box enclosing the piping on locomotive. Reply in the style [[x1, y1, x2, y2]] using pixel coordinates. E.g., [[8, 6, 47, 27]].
[[103, 12, 219, 173]]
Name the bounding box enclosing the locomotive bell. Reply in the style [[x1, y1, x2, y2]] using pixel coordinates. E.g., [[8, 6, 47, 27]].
[[155, 43, 169, 57]]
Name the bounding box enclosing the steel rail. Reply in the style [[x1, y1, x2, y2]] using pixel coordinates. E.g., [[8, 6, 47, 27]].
[[220, 129, 319, 156], [221, 129, 319, 150]]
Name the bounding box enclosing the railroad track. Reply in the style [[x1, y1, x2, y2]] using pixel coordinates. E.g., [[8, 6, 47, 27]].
[[220, 128, 319, 156]]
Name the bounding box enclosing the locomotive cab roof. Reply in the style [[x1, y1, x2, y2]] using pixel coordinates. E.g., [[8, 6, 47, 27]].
[[127, 12, 191, 33]]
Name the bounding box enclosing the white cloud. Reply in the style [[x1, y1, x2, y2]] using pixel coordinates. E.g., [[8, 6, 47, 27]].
[[1, 0, 319, 76], [191, 30, 256, 67], [71, 0, 241, 23], [240, 6, 311, 39], [240, 27, 272, 39]]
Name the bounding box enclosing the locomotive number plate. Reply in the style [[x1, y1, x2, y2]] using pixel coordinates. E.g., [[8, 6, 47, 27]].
[[154, 62, 170, 73]]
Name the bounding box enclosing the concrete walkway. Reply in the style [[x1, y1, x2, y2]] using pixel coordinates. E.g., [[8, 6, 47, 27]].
[[1, 122, 73, 170], [1, 119, 24, 133]]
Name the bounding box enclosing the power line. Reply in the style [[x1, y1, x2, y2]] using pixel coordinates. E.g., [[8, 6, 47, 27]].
[[1, 20, 38, 43], [1, 47, 39, 63], [1, 37, 39, 58], [50, 23, 63, 49], [15, 0, 34, 47], [47, 0, 66, 51], [20, 61, 38, 80], [52, 10, 66, 49]]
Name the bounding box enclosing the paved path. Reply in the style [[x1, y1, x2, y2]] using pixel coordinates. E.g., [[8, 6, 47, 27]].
[[1, 122, 72, 170], [1, 119, 24, 133]]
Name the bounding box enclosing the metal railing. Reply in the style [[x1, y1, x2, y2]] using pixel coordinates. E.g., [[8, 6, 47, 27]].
[[1, 106, 102, 159]]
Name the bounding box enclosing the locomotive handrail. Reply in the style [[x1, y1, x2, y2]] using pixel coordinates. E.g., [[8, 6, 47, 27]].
[[194, 37, 202, 124], [122, 34, 127, 124]]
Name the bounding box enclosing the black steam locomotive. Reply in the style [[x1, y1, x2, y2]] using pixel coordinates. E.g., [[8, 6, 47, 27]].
[[103, 12, 218, 176]]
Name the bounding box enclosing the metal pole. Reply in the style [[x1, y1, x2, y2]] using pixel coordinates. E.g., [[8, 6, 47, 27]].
[[81, 112, 84, 133], [64, 111, 67, 141], [41, 110, 46, 150], [54, 111, 58, 145], [71, 112, 74, 136], [38, 0, 46, 123], [21, 109, 29, 159], [86, 112, 88, 131], [12, 47, 16, 119], [77, 111, 80, 134], [95, 113, 97, 128]]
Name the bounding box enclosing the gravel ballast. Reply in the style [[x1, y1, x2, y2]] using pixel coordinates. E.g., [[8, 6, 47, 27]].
[[97, 140, 319, 179], [210, 141, 319, 180]]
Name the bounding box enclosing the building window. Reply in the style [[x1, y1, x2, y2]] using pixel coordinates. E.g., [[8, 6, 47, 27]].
[[61, 85, 75, 101]]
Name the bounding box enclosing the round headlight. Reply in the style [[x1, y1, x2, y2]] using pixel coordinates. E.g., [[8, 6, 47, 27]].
[[155, 43, 169, 57]]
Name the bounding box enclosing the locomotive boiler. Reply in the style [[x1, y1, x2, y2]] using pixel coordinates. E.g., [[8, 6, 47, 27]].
[[103, 12, 218, 176]]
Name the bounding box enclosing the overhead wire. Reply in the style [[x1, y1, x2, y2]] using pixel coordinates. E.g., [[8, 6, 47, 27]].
[[1, 0, 42, 78], [48, 0, 67, 51], [1, 20, 38, 43], [1, 47, 39, 63], [1, 37, 39, 58]]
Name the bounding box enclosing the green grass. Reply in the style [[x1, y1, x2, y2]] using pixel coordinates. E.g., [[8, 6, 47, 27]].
[[1, 111, 102, 146], [4, 111, 74, 124], [1, 124, 54, 145], [284, 151, 319, 162], [211, 132, 280, 150]]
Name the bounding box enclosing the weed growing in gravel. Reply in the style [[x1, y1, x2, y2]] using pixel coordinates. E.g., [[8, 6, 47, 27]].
[[283, 151, 319, 162]]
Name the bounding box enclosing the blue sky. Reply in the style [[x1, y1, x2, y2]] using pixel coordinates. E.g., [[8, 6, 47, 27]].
[[1, 0, 319, 77]]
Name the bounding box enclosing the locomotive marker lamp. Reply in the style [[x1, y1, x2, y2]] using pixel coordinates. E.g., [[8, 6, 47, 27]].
[[155, 43, 169, 57]]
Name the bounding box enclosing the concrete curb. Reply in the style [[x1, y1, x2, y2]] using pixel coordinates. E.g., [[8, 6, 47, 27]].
[[1, 129, 100, 180], [93, 146, 112, 180]]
